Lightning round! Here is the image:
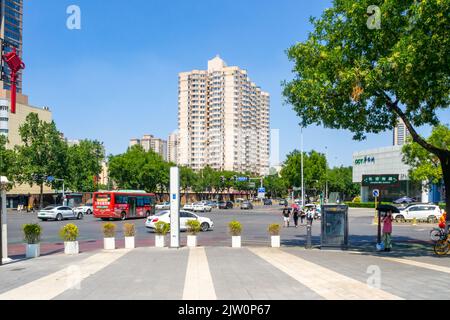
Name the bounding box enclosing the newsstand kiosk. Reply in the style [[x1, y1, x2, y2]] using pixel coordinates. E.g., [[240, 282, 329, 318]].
[[321, 204, 349, 250]]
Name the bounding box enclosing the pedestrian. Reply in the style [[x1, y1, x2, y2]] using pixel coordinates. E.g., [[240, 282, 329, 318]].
[[300, 208, 306, 225], [306, 208, 315, 225], [293, 208, 299, 228], [382, 210, 394, 252], [282, 205, 291, 228]]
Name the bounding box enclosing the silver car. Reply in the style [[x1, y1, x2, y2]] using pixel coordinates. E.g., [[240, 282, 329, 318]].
[[38, 206, 83, 221]]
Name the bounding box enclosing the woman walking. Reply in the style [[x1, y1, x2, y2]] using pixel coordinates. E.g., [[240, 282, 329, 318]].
[[293, 208, 299, 228], [382, 210, 394, 252]]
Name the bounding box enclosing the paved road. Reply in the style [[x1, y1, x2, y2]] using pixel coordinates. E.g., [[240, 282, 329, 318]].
[[0, 246, 449, 300], [4, 206, 436, 258]]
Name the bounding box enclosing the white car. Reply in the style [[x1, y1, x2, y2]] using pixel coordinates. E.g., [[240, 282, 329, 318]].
[[145, 210, 214, 232], [156, 202, 171, 210], [183, 203, 195, 210], [394, 204, 442, 223], [193, 202, 212, 212], [38, 206, 83, 221], [74, 203, 93, 215]]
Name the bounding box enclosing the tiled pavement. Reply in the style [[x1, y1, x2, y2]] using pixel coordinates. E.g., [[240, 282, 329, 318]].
[[0, 246, 448, 300]]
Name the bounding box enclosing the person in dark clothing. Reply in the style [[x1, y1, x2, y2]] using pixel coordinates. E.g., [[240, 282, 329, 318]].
[[300, 208, 306, 225], [293, 208, 299, 228], [282, 205, 291, 228]]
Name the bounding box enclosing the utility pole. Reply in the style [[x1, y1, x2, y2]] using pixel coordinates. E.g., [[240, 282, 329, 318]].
[[301, 128, 305, 208], [325, 146, 329, 203]]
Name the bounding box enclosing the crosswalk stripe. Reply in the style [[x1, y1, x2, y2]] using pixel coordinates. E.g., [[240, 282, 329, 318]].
[[249, 248, 403, 300], [0, 249, 129, 300], [183, 247, 216, 300], [380, 257, 450, 274]]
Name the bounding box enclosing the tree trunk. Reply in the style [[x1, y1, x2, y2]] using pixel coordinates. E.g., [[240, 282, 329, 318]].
[[39, 183, 44, 210], [440, 154, 450, 229]]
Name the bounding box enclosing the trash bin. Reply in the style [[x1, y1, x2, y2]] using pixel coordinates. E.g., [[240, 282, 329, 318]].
[[321, 204, 349, 249]]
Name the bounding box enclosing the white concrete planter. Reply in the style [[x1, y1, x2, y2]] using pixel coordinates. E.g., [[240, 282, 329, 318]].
[[232, 236, 241, 248], [187, 235, 197, 247], [155, 235, 166, 248], [104, 237, 116, 250], [271, 236, 281, 248], [125, 237, 135, 249], [64, 241, 79, 255], [26, 244, 40, 258]]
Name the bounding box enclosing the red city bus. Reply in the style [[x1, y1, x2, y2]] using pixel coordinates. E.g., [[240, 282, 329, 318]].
[[93, 191, 156, 221]]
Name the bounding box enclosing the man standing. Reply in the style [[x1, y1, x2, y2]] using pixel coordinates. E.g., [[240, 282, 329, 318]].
[[282, 205, 291, 228]]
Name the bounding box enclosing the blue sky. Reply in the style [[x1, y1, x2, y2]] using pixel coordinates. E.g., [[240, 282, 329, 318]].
[[22, 0, 449, 168]]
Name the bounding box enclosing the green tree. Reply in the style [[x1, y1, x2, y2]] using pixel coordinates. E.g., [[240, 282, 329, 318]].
[[14, 113, 68, 208], [402, 125, 450, 185], [180, 166, 198, 203], [264, 174, 287, 198], [66, 140, 104, 192], [283, 0, 450, 219], [327, 166, 360, 200], [281, 150, 327, 196], [0, 135, 14, 180]]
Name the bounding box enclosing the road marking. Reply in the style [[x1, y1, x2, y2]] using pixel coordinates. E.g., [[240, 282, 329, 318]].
[[380, 257, 450, 274], [183, 247, 216, 300], [249, 248, 402, 300], [0, 249, 129, 300]]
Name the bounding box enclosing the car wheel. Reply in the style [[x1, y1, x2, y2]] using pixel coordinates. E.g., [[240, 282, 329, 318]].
[[395, 215, 405, 223], [201, 223, 209, 232], [120, 212, 127, 221], [56, 214, 63, 221], [40, 218, 47, 222], [77, 213, 83, 220], [86, 209, 92, 215]]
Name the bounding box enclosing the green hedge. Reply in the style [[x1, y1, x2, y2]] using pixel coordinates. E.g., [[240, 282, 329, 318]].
[[440, 203, 446, 210], [344, 202, 391, 208]]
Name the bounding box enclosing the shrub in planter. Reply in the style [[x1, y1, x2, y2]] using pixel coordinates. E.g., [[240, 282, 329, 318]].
[[154, 221, 170, 248], [228, 221, 242, 248], [123, 223, 136, 249], [23, 223, 42, 258], [102, 222, 116, 250], [186, 220, 201, 247], [59, 224, 79, 255], [268, 224, 281, 248]]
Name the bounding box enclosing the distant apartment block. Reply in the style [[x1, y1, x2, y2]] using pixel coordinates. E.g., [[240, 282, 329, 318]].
[[178, 56, 270, 175], [167, 131, 178, 164], [129, 134, 168, 161], [393, 118, 411, 146]]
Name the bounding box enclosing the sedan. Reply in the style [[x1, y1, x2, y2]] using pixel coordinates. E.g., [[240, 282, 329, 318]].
[[145, 210, 214, 232], [156, 202, 171, 210], [263, 199, 273, 206], [183, 203, 195, 210], [193, 203, 212, 213], [206, 201, 218, 208], [393, 196, 417, 204], [218, 201, 234, 209], [38, 206, 83, 221], [279, 199, 288, 206], [74, 203, 93, 215], [393, 204, 442, 223], [240, 201, 254, 210]]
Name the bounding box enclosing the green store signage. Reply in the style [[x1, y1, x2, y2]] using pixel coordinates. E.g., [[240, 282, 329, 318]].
[[354, 156, 375, 165], [362, 174, 399, 186]]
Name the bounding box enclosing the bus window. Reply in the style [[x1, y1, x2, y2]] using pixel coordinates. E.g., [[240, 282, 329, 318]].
[[115, 195, 128, 205], [137, 197, 145, 207], [143, 196, 151, 206]]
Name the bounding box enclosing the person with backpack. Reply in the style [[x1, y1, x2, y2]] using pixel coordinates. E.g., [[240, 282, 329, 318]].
[[282, 205, 291, 228]]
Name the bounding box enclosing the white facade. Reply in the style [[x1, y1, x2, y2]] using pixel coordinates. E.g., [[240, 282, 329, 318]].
[[393, 118, 411, 146], [129, 134, 167, 160], [178, 56, 270, 175]]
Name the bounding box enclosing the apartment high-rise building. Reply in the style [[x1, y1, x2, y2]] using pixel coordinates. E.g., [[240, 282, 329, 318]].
[[0, 0, 23, 92], [393, 118, 411, 146], [167, 131, 179, 164], [178, 56, 270, 175], [129, 134, 168, 161]]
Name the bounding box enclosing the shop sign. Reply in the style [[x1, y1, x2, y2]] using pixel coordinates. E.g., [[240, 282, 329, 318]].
[[362, 174, 399, 186], [355, 156, 376, 165]]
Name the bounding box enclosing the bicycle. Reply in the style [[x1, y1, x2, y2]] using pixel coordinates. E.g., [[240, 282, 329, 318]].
[[430, 227, 447, 242], [434, 233, 450, 256]]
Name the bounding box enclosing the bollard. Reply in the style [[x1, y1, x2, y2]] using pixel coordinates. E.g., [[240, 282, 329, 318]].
[[412, 217, 417, 226], [306, 221, 312, 249]]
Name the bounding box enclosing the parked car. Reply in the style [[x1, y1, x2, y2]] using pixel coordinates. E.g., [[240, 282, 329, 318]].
[[393, 204, 442, 223], [74, 203, 93, 215], [218, 201, 234, 209], [183, 203, 195, 210], [145, 210, 214, 232], [393, 196, 417, 204], [156, 202, 171, 210], [206, 201, 218, 208], [240, 201, 254, 210], [279, 199, 288, 206], [38, 206, 83, 221], [263, 199, 273, 206], [193, 202, 212, 213]]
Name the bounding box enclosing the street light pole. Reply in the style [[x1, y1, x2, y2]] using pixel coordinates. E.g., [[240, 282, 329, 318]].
[[301, 128, 305, 208], [325, 146, 328, 203], [0, 176, 10, 265]]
